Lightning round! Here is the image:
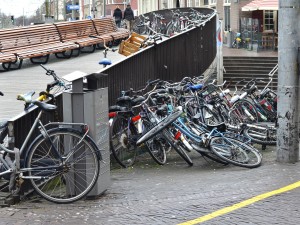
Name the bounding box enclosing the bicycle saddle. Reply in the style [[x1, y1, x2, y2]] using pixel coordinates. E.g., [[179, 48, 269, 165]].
[[189, 84, 203, 92], [17, 91, 35, 103], [99, 58, 112, 66], [109, 105, 128, 112], [132, 96, 145, 106], [32, 101, 57, 112]]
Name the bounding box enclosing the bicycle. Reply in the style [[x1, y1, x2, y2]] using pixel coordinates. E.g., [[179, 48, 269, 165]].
[[109, 80, 169, 167], [0, 91, 102, 203], [137, 100, 262, 168]]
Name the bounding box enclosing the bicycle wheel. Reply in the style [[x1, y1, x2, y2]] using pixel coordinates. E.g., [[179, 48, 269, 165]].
[[231, 99, 258, 124], [263, 90, 277, 111], [243, 124, 277, 145], [26, 128, 100, 204], [110, 115, 137, 168], [209, 136, 262, 168], [162, 129, 193, 166], [143, 120, 167, 165], [136, 110, 182, 145]]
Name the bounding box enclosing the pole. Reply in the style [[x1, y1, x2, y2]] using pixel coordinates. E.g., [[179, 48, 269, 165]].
[[217, 19, 223, 84], [277, 0, 300, 162], [92, 0, 95, 18], [103, 0, 106, 17], [23, 8, 25, 26], [72, 0, 76, 20], [80, 0, 84, 20]]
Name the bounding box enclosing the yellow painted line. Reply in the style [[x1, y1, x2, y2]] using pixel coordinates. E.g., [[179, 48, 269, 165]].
[[178, 180, 300, 225]]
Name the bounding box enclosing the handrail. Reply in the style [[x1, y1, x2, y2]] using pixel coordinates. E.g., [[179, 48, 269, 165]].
[[269, 63, 278, 77]]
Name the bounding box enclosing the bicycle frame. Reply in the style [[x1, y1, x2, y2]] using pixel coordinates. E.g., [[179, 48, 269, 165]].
[[0, 110, 89, 179]]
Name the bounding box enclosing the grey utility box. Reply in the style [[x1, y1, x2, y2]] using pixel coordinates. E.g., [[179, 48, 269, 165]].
[[62, 71, 110, 196]]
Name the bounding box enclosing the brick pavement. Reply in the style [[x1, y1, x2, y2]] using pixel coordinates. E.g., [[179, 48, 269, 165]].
[[0, 146, 299, 225]]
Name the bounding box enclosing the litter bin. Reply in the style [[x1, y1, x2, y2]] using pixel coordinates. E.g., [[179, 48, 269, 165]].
[[62, 71, 110, 196]]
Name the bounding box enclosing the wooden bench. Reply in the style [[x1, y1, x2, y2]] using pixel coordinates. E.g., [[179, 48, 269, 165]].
[[0, 24, 79, 71], [92, 18, 130, 45], [54, 20, 104, 53]]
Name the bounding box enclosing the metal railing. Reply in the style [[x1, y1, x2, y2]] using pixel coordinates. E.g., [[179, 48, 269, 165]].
[[8, 7, 217, 149]]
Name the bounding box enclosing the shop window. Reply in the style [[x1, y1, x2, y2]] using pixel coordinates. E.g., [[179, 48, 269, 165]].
[[264, 10, 275, 31]]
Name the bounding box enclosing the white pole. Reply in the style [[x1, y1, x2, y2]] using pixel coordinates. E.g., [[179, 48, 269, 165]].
[[217, 19, 223, 84]]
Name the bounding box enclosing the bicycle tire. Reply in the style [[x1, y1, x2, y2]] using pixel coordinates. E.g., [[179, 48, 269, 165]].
[[136, 110, 183, 146], [110, 115, 137, 168], [209, 136, 262, 168], [162, 130, 193, 166], [26, 128, 100, 203], [263, 90, 277, 111], [201, 105, 223, 125], [231, 99, 258, 124], [143, 120, 167, 165], [243, 125, 277, 145]]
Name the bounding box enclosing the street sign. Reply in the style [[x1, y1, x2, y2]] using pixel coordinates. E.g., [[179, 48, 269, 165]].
[[67, 5, 80, 10]]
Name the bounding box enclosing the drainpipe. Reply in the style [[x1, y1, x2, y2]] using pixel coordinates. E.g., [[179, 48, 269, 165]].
[[277, 0, 300, 162]]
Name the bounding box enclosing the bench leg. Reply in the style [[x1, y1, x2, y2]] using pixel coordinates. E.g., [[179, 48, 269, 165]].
[[0, 62, 12, 72], [80, 44, 96, 53], [1, 59, 23, 71], [30, 55, 49, 64], [71, 48, 80, 57], [55, 50, 73, 59]]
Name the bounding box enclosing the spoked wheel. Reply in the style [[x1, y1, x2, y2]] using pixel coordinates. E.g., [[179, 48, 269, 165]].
[[26, 128, 100, 203], [162, 129, 193, 166], [243, 123, 277, 145], [110, 115, 137, 168], [230, 99, 258, 124], [264, 90, 277, 111], [209, 136, 262, 168], [143, 120, 167, 165]]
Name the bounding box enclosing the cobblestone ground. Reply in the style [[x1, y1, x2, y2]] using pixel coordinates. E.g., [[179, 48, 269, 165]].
[[0, 146, 300, 225]]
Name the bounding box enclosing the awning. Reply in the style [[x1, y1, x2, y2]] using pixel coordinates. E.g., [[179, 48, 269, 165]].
[[242, 0, 278, 11]]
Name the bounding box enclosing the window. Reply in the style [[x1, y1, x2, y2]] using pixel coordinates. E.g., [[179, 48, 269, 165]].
[[224, 0, 231, 4], [264, 10, 275, 31], [195, 0, 200, 7], [224, 6, 230, 31], [187, 0, 192, 7], [204, 0, 209, 5], [210, 0, 216, 4]]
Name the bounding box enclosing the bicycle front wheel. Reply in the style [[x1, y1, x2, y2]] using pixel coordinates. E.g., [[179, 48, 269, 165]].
[[136, 110, 183, 146], [231, 99, 258, 124], [243, 124, 277, 145], [143, 120, 167, 165], [26, 128, 100, 204], [209, 136, 262, 168], [110, 115, 137, 168]]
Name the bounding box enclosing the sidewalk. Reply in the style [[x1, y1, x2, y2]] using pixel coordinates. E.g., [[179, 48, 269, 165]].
[[0, 146, 300, 224], [223, 45, 278, 57]]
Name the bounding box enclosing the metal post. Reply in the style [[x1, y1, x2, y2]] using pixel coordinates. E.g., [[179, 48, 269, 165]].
[[72, 0, 75, 20], [103, 0, 106, 16], [217, 19, 223, 84], [91, 0, 95, 18], [277, 0, 300, 162]]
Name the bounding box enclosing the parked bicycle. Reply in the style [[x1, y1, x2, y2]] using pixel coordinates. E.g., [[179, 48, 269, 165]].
[[0, 91, 102, 203]]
